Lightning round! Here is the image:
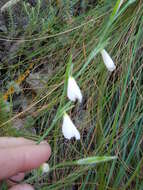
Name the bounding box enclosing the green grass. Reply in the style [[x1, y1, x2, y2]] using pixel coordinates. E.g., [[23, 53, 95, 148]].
[[0, 0, 143, 189]]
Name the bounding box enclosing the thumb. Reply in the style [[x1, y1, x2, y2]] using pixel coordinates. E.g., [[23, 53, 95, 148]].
[[9, 184, 34, 190]]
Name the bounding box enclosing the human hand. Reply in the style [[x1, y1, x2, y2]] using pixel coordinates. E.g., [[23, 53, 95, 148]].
[[0, 137, 51, 190]]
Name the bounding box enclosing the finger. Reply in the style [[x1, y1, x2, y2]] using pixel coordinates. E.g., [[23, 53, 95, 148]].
[[8, 184, 34, 190], [0, 143, 51, 180], [0, 137, 36, 148], [7, 173, 25, 186], [9, 173, 25, 182]]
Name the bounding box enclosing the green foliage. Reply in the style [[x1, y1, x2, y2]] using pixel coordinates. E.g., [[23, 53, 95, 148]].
[[0, 95, 15, 136], [77, 156, 117, 165], [0, 0, 143, 189], [0, 96, 10, 124]]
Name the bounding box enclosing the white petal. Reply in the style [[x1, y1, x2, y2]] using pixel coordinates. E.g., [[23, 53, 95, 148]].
[[101, 49, 116, 72], [41, 163, 50, 173], [67, 76, 82, 103], [62, 113, 80, 140]]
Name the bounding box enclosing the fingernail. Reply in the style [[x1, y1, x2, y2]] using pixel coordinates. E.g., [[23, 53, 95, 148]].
[[9, 184, 34, 190], [40, 140, 48, 145], [9, 173, 25, 182]]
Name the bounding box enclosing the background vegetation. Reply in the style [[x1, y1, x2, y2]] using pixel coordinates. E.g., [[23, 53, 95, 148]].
[[0, 0, 143, 189]]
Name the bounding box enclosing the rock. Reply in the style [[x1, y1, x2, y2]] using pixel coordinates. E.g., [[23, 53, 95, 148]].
[[1, 0, 21, 13], [0, 20, 7, 32], [13, 118, 24, 130], [26, 73, 45, 93], [12, 117, 36, 134]]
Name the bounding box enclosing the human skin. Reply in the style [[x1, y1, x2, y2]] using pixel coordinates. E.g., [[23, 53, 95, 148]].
[[0, 137, 51, 190]]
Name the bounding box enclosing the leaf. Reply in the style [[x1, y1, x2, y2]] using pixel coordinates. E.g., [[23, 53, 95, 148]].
[[77, 156, 117, 165]]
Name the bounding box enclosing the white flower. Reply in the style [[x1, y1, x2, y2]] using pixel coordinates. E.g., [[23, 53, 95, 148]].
[[41, 163, 50, 174], [67, 76, 82, 103], [62, 113, 80, 140], [100, 49, 116, 72]]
